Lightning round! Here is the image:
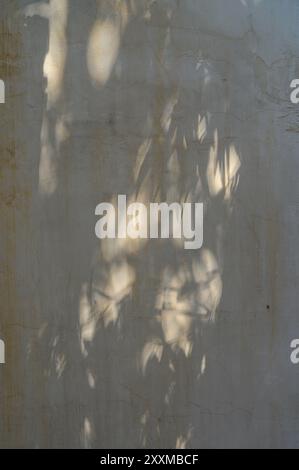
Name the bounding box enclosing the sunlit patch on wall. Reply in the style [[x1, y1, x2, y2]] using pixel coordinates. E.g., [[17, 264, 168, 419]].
[[0, 80, 5, 104], [206, 131, 240, 200], [0, 339, 5, 364], [87, 20, 121, 86], [81, 417, 94, 449]]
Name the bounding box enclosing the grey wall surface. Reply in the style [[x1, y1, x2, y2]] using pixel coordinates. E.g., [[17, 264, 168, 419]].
[[0, 0, 299, 449]]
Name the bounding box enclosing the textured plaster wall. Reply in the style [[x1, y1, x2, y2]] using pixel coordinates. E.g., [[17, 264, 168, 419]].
[[0, 0, 299, 449]]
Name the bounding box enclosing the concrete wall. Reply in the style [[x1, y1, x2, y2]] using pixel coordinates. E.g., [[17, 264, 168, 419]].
[[0, 0, 299, 448]]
